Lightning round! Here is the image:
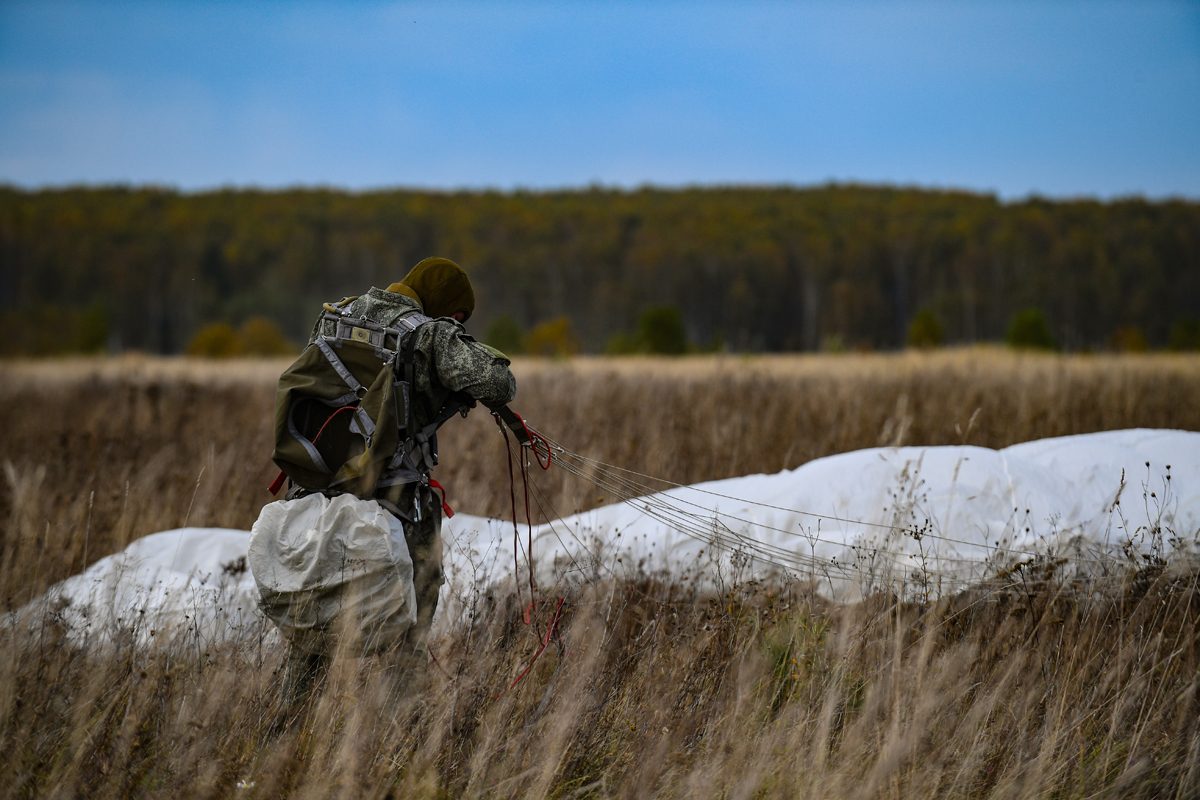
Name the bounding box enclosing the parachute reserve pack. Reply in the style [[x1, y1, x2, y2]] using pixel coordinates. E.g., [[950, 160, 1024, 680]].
[[271, 299, 470, 501], [249, 492, 418, 655]]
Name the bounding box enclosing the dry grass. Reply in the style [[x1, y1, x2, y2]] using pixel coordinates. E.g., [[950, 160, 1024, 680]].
[[2, 349, 1200, 798]]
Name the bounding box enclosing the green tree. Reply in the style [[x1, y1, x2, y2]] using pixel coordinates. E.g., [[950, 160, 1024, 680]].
[[637, 305, 688, 355], [1006, 308, 1058, 351], [906, 308, 944, 349], [605, 331, 640, 355], [485, 315, 525, 356], [1168, 319, 1200, 351]]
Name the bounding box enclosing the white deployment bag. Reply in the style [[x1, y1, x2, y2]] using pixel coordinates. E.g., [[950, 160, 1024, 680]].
[[248, 493, 417, 655]]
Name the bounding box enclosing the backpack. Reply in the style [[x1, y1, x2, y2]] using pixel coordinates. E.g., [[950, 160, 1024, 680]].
[[270, 301, 469, 501]]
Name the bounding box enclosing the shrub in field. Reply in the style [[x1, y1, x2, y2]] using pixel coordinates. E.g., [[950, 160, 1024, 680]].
[[906, 307, 944, 349], [604, 305, 690, 354], [238, 316, 295, 356], [524, 316, 580, 357], [1006, 307, 1058, 351], [1169, 318, 1200, 351], [186, 321, 244, 357], [1109, 324, 1149, 352], [604, 330, 640, 354], [484, 314, 524, 356], [637, 304, 689, 355], [186, 317, 295, 358]]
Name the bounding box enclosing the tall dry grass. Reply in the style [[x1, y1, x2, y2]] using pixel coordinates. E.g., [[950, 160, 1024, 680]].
[[3, 559, 1198, 798], [2, 349, 1199, 798], [3, 349, 1198, 599]]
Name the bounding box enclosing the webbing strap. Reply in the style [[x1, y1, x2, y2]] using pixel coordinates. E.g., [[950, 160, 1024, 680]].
[[287, 404, 333, 474], [349, 406, 376, 438], [395, 312, 434, 332], [315, 339, 364, 395], [402, 321, 421, 466], [375, 466, 424, 487]]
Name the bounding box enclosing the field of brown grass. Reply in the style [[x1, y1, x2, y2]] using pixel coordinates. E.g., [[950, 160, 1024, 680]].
[[2, 350, 1199, 798]]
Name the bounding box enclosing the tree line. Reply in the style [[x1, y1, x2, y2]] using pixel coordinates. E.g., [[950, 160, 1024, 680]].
[[1, 184, 1198, 356]]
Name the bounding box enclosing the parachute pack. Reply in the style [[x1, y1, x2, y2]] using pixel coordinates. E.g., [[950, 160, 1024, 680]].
[[269, 300, 470, 503]]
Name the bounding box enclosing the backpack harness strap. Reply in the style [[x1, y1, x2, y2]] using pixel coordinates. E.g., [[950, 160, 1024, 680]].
[[271, 306, 473, 508], [313, 339, 377, 440]]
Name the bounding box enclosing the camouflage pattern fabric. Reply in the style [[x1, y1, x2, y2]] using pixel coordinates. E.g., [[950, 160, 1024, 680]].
[[305, 286, 516, 660]]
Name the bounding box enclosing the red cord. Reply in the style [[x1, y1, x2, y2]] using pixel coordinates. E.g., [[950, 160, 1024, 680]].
[[496, 416, 524, 611], [508, 410, 553, 470], [520, 446, 536, 602], [490, 598, 565, 700], [424, 409, 566, 698], [312, 405, 359, 443]]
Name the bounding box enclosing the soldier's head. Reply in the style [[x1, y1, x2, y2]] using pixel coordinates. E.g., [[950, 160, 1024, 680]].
[[388, 257, 476, 322]]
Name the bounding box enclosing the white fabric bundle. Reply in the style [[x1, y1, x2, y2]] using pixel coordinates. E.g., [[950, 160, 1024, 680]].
[[248, 493, 416, 655]]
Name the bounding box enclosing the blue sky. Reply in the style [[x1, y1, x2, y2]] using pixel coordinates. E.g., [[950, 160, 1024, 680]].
[[1, 0, 1198, 199]]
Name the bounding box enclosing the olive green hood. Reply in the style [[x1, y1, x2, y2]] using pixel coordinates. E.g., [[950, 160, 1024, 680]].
[[386, 257, 475, 321]]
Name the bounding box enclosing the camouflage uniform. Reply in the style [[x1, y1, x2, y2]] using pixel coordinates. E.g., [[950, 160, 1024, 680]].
[[304, 286, 516, 662], [274, 260, 510, 722]]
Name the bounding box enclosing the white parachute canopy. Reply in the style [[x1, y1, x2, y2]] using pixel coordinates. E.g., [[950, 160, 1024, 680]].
[[23, 526, 261, 646], [24, 429, 1200, 644], [440, 428, 1200, 612]]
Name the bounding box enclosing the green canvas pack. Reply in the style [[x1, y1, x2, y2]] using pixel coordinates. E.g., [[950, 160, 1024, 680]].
[[271, 304, 466, 500]]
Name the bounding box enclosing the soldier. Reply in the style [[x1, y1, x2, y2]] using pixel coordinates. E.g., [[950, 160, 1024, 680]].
[[277, 257, 516, 715]]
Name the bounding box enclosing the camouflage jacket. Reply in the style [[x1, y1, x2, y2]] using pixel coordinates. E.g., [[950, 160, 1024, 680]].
[[307, 287, 516, 516], [309, 287, 516, 415]]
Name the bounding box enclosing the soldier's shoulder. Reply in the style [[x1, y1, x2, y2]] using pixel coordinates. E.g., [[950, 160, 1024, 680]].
[[353, 287, 423, 325]]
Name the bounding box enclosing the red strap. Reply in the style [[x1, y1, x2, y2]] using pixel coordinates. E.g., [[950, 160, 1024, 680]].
[[427, 478, 454, 518], [268, 470, 287, 495]]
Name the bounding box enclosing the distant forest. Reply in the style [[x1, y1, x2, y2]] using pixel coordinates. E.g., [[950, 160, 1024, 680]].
[[1, 184, 1198, 355]]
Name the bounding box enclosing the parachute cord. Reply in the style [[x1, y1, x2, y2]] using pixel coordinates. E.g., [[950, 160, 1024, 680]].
[[311, 404, 359, 444], [497, 416, 524, 611], [473, 410, 566, 699], [489, 597, 565, 700], [529, 427, 553, 470], [520, 443, 536, 601]]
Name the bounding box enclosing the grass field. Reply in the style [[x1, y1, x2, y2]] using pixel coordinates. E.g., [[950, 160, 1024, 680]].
[[2, 349, 1200, 798]]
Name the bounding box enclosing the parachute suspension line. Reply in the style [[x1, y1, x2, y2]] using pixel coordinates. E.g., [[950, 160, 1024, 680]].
[[544, 440, 1072, 563], [497, 417, 525, 611], [502, 427, 832, 578], [552, 450, 1028, 571], [517, 428, 536, 602], [550, 453, 857, 578], [492, 410, 1111, 604], [486, 410, 566, 699], [539, 444, 839, 574], [521, 462, 633, 583], [523, 432, 1108, 582]]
